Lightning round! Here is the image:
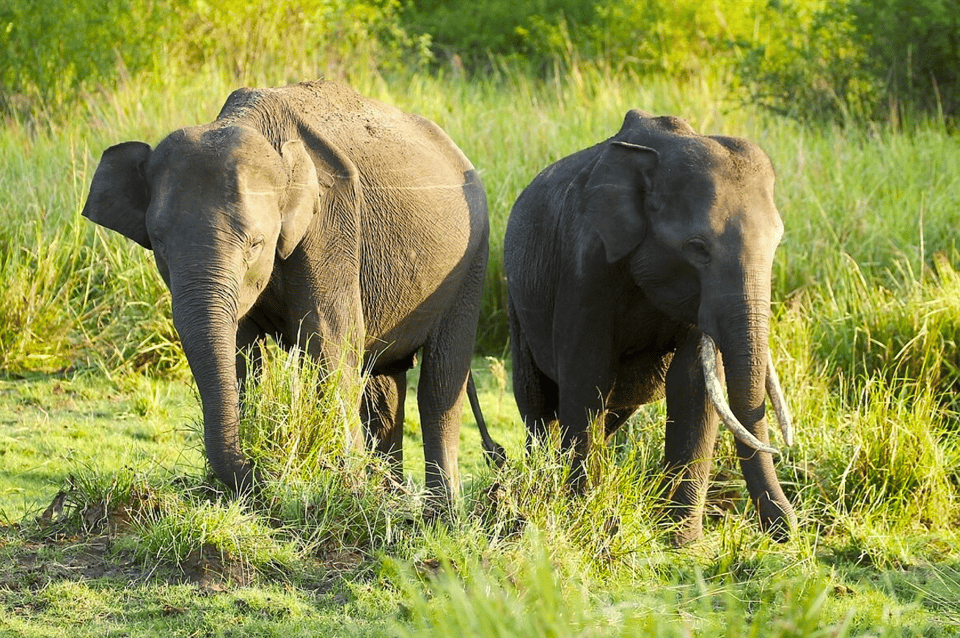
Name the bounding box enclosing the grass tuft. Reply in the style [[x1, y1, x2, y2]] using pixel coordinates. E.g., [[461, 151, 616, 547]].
[[2, 58, 960, 636]]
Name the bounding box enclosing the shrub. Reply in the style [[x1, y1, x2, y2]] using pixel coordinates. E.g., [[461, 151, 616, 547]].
[[736, 3, 883, 123], [405, 0, 796, 78], [0, 0, 170, 116], [401, 0, 595, 68], [849, 0, 960, 118], [738, 0, 960, 122], [582, 0, 777, 77], [170, 0, 430, 81], [0, 0, 426, 117]]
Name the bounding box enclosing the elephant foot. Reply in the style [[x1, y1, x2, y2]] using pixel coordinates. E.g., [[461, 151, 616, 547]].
[[671, 517, 705, 547], [659, 472, 708, 546], [211, 459, 258, 495], [422, 495, 459, 527], [755, 492, 798, 542], [665, 500, 706, 546], [563, 459, 589, 495]]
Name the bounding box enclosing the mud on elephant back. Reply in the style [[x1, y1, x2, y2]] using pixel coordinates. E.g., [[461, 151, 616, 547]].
[[81, 79, 503, 507], [504, 109, 797, 545]]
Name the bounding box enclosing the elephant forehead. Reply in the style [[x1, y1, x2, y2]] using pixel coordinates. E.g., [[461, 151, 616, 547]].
[[666, 139, 775, 203], [152, 125, 284, 183], [147, 152, 284, 241], [653, 165, 781, 250], [154, 126, 283, 192], [656, 170, 717, 220]]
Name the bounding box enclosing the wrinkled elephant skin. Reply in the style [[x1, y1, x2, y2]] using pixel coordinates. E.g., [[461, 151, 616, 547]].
[[504, 110, 797, 544], [81, 80, 490, 504]]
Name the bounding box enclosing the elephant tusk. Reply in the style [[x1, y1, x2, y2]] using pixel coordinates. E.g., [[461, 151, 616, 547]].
[[699, 334, 780, 456], [765, 352, 794, 446]]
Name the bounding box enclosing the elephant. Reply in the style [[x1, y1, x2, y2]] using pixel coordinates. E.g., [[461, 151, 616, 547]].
[[81, 79, 503, 503], [504, 109, 797, 544]]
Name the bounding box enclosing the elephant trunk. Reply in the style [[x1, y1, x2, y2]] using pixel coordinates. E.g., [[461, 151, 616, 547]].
[[171, 278, 254, 493], [709, 308, 797, 539]]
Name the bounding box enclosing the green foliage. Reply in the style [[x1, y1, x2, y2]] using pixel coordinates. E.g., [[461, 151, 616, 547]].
[[738, 0, 960, 122], [850, 0, 960, 117], [4, 0, 960, 123], [408, 0, 960, 122], [581, 0, 779, 77], [736, 2, 884, 123], [405, 0, 803, 79], [170, 0, 430, 82], [0, 0, 427, 117], [403, 0, 595, 66], [406, 0, 960, 123], [0, 0, 170, 116]]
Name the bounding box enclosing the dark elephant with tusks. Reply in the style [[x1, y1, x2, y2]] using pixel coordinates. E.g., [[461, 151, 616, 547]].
[[82, 79, 503, 504], [504, 110, 797, 544]]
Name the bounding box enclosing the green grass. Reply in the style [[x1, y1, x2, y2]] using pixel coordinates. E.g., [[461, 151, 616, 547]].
[[1, 61, 960, 636]]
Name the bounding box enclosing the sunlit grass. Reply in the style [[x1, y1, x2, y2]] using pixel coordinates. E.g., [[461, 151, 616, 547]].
[[1, 59, 960, 636]]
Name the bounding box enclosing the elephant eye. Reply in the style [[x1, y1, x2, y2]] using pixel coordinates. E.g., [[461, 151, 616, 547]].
[[683, 238, 711, 264], [244, 235, 265, 262]]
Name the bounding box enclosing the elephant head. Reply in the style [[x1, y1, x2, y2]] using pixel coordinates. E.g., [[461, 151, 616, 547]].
[[82, 124, 320, 491], [582, 112, 795, 536]]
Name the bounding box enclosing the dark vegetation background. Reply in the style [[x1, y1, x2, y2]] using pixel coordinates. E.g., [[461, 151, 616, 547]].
[[3, 0, 959, 124]]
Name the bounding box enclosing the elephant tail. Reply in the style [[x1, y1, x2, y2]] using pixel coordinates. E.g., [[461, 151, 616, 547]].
[[468, 371, 507, 468]]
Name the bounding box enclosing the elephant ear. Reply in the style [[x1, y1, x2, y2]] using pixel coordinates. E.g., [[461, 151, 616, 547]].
[[277, 139, 321, 259], [81, 141, 153, 249], [582, 141, 659, 263]]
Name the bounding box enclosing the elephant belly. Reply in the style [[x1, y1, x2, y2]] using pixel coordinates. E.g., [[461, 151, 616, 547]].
[[364, 314, 434, 371], [361, 247, 477, 367], [607, 349, 673, 410]]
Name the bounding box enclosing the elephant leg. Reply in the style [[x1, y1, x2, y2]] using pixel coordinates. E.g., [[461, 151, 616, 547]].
[[508, 297, 559, 447], [361, 370, 406, 485], [555, 394, 604, 493], [418, 342, 466, 508], [417, 254, 487, 508], [663, 327, 719, 545], [293, 304, 366, 453], [556, 362, 615, 493]]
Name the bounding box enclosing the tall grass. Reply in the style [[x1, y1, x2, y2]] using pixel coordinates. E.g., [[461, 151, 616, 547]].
[[392, 544, 849, 638], [6, 61, 958, 368], [3, 58, 960, 635], [51, 345, 852, 632]]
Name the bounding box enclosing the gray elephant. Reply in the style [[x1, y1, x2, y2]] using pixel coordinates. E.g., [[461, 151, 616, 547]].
[[504, 110, 797, 544], [81, 79, 498, 503]]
